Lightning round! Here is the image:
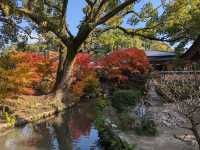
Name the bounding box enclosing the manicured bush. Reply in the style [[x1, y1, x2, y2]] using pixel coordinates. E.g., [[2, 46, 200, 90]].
[[119, 112, 136, 130], [134, 117, 157, 136], [84, 73, 100, 95], [96, 96, 110, 110], [111, 89, 141, 112]]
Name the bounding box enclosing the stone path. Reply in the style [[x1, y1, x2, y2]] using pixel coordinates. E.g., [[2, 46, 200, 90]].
[[110, 80, 199, 150], [147, 80, 163, 106]]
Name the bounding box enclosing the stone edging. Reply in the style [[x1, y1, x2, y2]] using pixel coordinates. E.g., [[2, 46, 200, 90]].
[[0, 101, 76, 135]]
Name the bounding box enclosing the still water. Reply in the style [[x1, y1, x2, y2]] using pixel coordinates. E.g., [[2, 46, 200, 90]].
[[0, 102, 102, 150]]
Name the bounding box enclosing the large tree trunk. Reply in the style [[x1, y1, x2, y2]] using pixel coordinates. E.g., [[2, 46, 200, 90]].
[[52, 24, 93, 96], [52, 46, 77, 93], [52, 48, 65, 92], [52, 46, 64, 92]]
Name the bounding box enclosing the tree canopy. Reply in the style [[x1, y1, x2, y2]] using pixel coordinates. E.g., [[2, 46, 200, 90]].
[[118, 0, 200, 50], [84, 28, 173, 56]]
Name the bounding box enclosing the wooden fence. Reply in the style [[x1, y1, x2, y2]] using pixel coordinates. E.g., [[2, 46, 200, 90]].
[[157, 71, 200, 81]]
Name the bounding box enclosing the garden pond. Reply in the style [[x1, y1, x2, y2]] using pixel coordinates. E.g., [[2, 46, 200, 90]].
[[0, 101, 102, 150]]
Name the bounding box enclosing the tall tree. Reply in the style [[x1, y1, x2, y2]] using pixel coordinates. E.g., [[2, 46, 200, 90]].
[[0, 0, 137, 93]]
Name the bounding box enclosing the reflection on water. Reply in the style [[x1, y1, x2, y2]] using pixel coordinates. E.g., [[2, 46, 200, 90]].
[[0, 102, 102, 150]]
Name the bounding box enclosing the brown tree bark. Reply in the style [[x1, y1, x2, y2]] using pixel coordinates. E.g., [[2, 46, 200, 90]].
[[52, 53, 75, 92], [52, 46, 65, 92], [52, 44, 79, 93]]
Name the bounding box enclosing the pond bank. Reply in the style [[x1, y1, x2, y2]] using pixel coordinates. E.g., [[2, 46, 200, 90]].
[[0, 93, 78, 134]]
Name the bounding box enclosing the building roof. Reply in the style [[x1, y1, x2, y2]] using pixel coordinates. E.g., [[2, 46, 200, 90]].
[[144, 50, 176, 57], [144, 50, 176, 63]]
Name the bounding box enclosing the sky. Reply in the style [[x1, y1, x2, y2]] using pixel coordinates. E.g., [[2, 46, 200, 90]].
[[67, 0, 86, 35]]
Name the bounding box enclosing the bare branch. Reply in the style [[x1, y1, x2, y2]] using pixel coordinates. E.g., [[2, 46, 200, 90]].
[[19, 9, 70, 47]]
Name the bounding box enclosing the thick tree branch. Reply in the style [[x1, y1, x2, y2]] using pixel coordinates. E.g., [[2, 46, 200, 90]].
[[93, 0, 108, 19], [0, 2, 72, 48], [116, 26, 186, 43], [84, 0, 97, 22], [96, 0, 136, 25], [60, 0, 74, 39], [22, 12, 69, 47], [65, 25, 74, 39], [85, 0, 93, 7], [73, 0, 136, 53], [122, 10, 141, 18], [61, 0, 68, 19]]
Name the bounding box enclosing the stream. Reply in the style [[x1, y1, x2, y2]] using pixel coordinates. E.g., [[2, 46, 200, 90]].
[[0, 101, 102, 150]]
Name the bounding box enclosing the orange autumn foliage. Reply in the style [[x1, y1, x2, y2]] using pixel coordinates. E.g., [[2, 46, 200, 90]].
[[0, 51, 58, 96], [0, 48, 149, 98]]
